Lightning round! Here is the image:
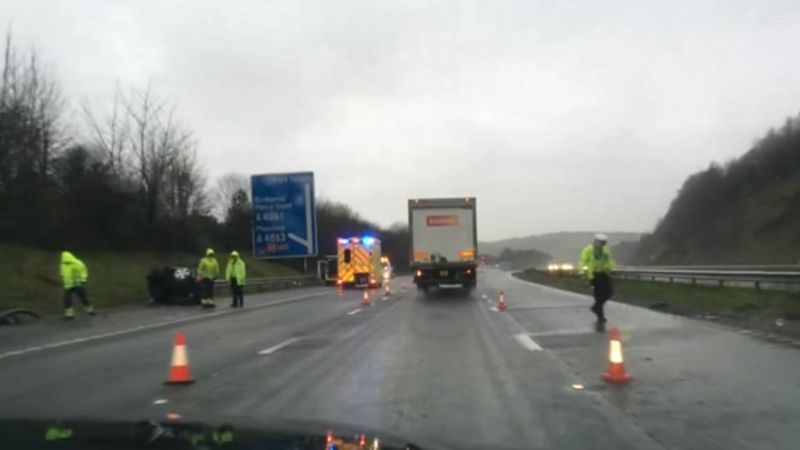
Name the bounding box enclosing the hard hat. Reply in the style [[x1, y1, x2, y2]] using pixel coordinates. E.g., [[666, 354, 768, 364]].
[[594, 233, 609, 242], [230, 250, 239, 257], [206, 248, 215, 256]]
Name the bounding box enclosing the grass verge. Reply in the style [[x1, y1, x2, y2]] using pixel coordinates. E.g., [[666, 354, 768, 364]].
[[514, 269, 800, 338], [1, 243, 301, 315]]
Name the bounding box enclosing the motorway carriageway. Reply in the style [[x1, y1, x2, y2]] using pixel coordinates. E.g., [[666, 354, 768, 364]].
[[1, 269, 799, 449]]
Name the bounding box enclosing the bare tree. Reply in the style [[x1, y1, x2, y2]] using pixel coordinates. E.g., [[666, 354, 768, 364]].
[[82, 85, 130, 176], [0, 30, 63, 190], [121, 85, 191, 225], [81, 81, 206, 227], [163, 142, 208, 217], [23, 51, 65, 176], [212, 172, 249, 219]]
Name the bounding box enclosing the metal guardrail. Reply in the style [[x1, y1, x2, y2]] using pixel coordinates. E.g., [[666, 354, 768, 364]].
[[621, 264, 800, 271], [213, 275, 319, 290], [616, 266, 800, 290]]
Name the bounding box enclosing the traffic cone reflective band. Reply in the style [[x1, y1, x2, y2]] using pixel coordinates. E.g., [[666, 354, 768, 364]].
[[165, 331, 194, 385], [362, 289, 371, 306], [603, 327, 632, 384], [384, 283, 391, 296], [497, 291, 506, 312]]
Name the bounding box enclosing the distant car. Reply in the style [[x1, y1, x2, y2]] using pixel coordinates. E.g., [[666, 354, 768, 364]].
[[547, 263, 575, 276]]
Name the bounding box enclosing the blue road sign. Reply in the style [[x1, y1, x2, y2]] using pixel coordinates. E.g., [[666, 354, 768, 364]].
[[251, 172, 318, 258]]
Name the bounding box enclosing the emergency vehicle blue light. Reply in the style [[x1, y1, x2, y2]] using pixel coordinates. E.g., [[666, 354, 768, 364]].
[[361, 236, 376, 246]]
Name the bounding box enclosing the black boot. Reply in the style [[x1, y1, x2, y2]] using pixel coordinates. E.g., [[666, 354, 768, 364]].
[[597, 304, 607, 323]]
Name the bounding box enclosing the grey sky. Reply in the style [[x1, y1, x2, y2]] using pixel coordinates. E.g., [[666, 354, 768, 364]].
[[4, 0, 800, 241]]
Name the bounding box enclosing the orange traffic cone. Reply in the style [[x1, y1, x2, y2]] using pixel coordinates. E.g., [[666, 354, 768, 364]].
[[362, 289, 371, 306], [336, 281, 343, 297], [497, 291, 506, 312], [165, 331, 194, 385], [603, 327, 632, 384], [384, 283, 392, 296]]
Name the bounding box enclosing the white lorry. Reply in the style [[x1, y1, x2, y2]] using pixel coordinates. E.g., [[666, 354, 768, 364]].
[[408, 197, 478, 294]]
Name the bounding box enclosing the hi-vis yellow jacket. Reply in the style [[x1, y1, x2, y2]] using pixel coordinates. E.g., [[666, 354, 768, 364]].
[[579, 244, 616, 280], [225, 251, 246, 285], [60, 251, 88, 289]]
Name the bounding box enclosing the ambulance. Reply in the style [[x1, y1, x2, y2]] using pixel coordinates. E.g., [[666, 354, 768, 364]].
[[337, 236, 383, 288]]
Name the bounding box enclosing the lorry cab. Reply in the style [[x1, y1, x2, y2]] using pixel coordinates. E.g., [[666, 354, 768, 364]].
[[317, 255, 338, 285], [337, 236, 382, 288]]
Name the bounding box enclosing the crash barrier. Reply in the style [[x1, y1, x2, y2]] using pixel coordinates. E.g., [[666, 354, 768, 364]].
[[616, 266, 800, 291], [213, 275, 319, 292], [147, 266, 320, 304], [0, 308, 40, 325]]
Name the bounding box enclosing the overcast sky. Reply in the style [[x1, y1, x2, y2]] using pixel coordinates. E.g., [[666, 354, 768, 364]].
[[4, 0, 800, 241]]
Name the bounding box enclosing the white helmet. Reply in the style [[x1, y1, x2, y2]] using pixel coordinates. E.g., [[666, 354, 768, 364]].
[[594, 233, 609, 242]]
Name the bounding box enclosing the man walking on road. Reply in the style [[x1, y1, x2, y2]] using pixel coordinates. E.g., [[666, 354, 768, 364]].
[[197, 248, 220, 309], [60, 251, 95, 320], [225, 250, 246, 308], [579, 234, 616, 323]]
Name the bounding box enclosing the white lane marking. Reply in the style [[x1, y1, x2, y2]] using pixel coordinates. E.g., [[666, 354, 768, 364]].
[[153, 399, 168, 405], [347, 308, 362, 316], [0, 292, 327, 361], [382, 296, 389, 301], [258, 337, 302, 355], [490, 306, 499, 312], [515, 333, 543, 351], [481, 294, 488, 300]]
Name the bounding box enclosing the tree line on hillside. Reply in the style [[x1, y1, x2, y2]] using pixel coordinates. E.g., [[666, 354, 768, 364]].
[[0, 32, 214, 251], [634, 112, 800, 264], [0, 32, 409, 265]]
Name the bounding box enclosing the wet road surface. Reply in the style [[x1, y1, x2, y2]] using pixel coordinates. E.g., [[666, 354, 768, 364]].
[[1, 269, 799, 449]]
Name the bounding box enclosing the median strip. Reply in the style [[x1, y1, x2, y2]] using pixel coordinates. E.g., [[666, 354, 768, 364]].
[[513, 269, 800, 340]]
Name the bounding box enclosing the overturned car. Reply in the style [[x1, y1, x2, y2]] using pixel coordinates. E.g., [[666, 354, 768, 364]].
[[146, 266, 202, 305]]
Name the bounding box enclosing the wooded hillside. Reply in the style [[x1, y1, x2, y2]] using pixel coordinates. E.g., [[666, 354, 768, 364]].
[[635, 113, 800, 264]]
